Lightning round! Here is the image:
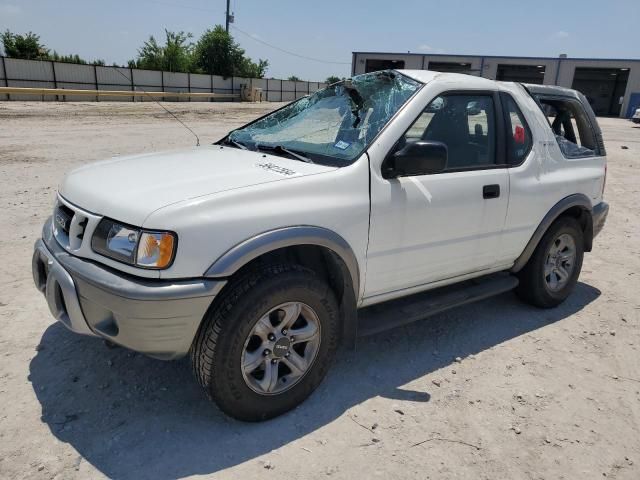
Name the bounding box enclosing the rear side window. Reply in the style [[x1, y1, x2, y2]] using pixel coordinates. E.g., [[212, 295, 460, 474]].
[[501, 93, 532, 165], [537, 97, 598, 158]]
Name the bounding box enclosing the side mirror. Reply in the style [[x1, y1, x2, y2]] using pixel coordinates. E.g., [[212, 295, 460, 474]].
[[383, 141, 448, 179]]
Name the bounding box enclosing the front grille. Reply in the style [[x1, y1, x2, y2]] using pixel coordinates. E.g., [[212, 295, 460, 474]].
[[76, 217, 88, 240], [53, 200, 90, 251], [55, 204, 74, 235]]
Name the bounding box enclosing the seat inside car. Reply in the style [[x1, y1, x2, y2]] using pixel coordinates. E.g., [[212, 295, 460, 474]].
[[422, 100, 479, 168]]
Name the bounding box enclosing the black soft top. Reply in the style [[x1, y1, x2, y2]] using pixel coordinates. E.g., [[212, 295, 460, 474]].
[[521, 83, 606, 156], [522, 84, 584, 100]]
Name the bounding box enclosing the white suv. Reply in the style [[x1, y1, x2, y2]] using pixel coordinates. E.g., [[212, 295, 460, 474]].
[[32, 70, 608, 421]]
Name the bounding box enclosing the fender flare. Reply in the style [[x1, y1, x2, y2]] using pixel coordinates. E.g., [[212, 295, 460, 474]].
[[511, 193, 593, 273], [204, 226, 360, 299]]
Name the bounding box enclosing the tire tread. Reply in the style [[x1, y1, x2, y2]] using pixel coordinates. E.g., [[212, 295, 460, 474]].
[[190, 263, 338, 420], [516, 216, 584, 308]]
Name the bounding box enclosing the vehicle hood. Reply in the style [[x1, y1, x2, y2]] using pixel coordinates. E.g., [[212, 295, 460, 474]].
[[59, 146, 336, 226]]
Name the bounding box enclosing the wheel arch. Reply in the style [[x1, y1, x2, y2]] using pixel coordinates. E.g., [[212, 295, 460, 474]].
[[204, 226, 361, 346], [511, 193, 593, 273]]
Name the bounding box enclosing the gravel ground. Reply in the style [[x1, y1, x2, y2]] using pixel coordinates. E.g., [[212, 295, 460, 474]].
[[0, 101, 639, 480]]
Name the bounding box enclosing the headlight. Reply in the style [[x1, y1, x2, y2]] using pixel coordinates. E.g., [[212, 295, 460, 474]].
[[91, 218, 177, 269]]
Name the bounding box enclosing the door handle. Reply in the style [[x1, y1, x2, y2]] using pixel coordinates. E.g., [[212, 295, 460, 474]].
[[483, 184, 500, 199]]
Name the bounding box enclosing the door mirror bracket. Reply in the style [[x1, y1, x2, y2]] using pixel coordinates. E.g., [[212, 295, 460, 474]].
[[382, 141, 448, 179]]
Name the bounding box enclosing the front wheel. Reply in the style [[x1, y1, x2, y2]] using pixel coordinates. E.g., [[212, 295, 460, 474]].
[[516, 217, 584, 308], [191, 264, 340, 421]]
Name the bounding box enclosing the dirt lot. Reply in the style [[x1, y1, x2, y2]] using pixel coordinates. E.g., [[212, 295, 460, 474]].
[[0, 101, 639, 480]]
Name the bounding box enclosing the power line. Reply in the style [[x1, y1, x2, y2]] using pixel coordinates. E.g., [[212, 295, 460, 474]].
[[139, 2, 350, 66], [231, 25, 351, 65]]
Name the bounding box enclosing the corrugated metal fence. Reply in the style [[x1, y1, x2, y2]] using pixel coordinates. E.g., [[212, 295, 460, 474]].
[[0, 56, 327, 102]]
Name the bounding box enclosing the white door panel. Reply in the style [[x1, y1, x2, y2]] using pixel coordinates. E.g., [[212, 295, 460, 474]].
[[364, 86, 510, 299], [365, 168, 509, 297]]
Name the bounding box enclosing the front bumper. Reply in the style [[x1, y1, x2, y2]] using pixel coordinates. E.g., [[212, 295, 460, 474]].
[[592, 201, 609, 239], [32, 218, 226, 360]]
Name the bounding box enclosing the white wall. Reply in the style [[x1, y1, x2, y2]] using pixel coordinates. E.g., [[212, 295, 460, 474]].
[[352, 52, 640, 117], [0, 57, 327, 103]]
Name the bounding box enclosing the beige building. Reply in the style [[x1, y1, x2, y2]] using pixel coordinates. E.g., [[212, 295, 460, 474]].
[[352, 52, 640, 118]]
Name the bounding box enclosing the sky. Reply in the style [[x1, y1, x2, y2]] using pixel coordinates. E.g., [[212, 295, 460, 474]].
[[1, 0, 638, 81]]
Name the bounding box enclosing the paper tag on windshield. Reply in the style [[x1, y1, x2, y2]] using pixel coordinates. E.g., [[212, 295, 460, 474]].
[[334, 140, 350, 150]]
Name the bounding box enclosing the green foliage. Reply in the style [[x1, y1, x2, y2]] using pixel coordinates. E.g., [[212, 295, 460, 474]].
[[192, 25, 268, 78], [2, 30, 106, 65], [287, 75, 301, 82], [2, 26, 272, 80], [238, 57, 269, 79], [191, 26, 236, 77], [50, 51, 99, 65], [132, 30, 193, 73], [51, 52, 85, 64], [1, 30, 49, 59], [325, 75, 343, 84]]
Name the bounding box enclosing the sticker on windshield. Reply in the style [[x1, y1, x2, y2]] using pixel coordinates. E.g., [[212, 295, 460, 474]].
[[334, 140, 350, 150]]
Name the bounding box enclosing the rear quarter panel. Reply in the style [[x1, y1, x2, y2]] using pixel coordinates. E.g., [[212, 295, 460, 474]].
[[497, 83, 606, 264]]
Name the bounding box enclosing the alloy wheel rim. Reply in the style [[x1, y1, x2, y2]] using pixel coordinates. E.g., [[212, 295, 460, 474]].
[[544, 233, 576, 292], [241, 301, 321, 395]]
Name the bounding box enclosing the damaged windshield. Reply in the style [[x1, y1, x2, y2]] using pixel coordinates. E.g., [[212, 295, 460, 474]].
[[226, 71, 421, 164]]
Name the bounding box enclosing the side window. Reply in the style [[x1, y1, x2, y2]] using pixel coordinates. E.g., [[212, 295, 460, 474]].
[[537, 97, 597, 158], [402, 94, 496, 170], [501, 93, 532, 165]]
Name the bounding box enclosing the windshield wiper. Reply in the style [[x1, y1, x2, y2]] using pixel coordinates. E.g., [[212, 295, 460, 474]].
[[222, 137, 248, 150], [255, 144, 314, 164]]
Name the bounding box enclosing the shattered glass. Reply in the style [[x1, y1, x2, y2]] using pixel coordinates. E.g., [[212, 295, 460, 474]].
[[555, 135, 596, 158], [228, 71, 421, 164]]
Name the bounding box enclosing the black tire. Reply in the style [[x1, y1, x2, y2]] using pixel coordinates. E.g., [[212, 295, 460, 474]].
[[191, 264, 340, 421], [516, 216, 584, 308]]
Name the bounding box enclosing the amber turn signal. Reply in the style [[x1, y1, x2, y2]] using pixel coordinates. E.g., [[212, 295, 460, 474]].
[[136, 231, 176, 269]]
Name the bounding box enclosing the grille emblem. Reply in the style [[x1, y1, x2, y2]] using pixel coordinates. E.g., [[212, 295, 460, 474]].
[[55, 213, 68, 231]]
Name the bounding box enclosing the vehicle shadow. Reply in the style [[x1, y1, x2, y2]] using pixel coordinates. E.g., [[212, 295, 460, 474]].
[[29, 282, 600, 479]]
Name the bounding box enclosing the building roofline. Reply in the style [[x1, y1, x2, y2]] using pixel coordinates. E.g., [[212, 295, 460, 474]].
[[352, 51, 640, 63]]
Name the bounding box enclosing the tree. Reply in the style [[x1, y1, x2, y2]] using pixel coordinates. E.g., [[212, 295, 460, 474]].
[[1, 30, 49, 60], [49, 51, 105, 65], [192, 25, 268, 78], [239, 57, 269, 79], [133, 30, 193, 72], [287, 75, 301, 82], [161, 30, 193, 72], [2, 26, 272, 79], [325, 75, 342, 84]]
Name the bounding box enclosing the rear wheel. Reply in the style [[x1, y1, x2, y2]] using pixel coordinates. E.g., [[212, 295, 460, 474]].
[[191, 264, 340, 421], [516, 217, 584, 308]]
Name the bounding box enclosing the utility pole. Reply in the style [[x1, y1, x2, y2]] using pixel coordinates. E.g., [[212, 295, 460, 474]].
[[225, 0, 233, 33]]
